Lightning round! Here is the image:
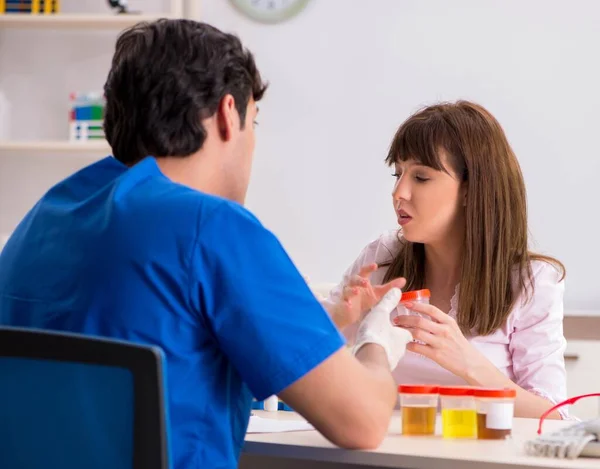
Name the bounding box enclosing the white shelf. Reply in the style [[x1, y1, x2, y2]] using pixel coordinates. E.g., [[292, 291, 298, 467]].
[[0, 13, 174, 30], [565, 309, 600, 318], [0, 140, 111, 153]]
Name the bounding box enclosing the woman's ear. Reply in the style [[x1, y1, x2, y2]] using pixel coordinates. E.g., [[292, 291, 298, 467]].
[[461, 184, 467, 207]]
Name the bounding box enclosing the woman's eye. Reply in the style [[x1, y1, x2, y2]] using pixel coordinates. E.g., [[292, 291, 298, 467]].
[[391, 172, 401, 179], [415, 175, 430, 182]]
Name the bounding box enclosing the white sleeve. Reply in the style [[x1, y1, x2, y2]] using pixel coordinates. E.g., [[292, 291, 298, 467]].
[[321, 231, 400, 344], [509, 261, 568, 418]]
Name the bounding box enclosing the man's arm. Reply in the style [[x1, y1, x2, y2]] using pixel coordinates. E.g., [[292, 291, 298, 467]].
[[279, 343, 397, 449], [195, 204, 411, 449]]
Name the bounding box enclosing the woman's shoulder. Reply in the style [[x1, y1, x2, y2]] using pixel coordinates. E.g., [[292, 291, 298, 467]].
[[513, 258, 565, 291], [510, 258, 565, 324], [530, 258, 565, 282], [357, 229, 403, 266]]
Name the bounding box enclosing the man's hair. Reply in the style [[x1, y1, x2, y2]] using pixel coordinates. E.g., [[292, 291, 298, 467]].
[[103, 19, 267, 165]]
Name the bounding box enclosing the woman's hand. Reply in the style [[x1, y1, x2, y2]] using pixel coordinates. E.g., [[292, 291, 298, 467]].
[[330, 263, 406, 329], [393, 301, 495, 382], [393, 302, 567, 419]]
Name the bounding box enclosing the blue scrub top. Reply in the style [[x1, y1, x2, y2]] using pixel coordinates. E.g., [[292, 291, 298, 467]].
[[0, 156, 345, 469]]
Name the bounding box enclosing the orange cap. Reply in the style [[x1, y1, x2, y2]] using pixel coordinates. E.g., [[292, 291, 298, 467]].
[[398, 384, 439, 394], [401, 289, 431, 302], [473, 388, 517, 398], [439, 386, 475, 396]]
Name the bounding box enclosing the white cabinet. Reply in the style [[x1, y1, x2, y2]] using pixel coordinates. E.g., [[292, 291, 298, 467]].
[[564, 340, 600, 419]]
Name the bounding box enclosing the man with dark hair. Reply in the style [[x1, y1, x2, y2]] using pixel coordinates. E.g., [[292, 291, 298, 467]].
[[0, 19, 411, 469]]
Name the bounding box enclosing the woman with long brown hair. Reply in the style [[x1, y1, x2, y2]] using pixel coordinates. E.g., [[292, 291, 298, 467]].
[[324, 101, 568, 419]]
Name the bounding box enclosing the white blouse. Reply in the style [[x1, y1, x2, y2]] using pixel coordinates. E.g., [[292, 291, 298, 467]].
[[324, 231, 568, 416]]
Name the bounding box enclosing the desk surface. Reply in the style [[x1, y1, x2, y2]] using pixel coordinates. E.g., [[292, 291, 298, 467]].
[[244, 411, 598, 469]]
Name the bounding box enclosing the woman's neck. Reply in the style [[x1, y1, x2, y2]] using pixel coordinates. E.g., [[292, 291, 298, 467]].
[[424, 236, 463, 292]]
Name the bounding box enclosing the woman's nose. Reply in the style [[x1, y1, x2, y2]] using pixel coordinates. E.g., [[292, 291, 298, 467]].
[[392, 177, 410, 202]]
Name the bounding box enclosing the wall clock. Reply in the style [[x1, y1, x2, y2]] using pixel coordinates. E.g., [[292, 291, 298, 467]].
[[229, 0, 311, 24]]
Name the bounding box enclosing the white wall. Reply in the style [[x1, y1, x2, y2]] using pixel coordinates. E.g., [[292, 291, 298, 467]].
[[1, 0, 600, 312]]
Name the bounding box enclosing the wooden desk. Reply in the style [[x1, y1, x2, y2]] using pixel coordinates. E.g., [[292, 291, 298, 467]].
[[241, 411, 598, 469], [564, 314, 600, 340]]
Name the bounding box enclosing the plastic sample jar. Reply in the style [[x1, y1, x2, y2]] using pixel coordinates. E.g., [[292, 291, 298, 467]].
[[396, 289, 431, 344], [439, 386, 477, 439], [399, 385, 439, 435], [474, 388, 516, 439], [397, 289, 431, 317]]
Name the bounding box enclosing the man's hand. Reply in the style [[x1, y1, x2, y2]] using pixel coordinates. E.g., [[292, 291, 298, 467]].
[[353, 288, 413, 369]]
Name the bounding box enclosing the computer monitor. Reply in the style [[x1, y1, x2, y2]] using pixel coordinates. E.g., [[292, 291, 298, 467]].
[[0, 327, 169, 469]]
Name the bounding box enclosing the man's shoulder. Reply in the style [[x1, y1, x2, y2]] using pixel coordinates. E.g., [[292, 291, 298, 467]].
[[194, 196, 271, 249], [117, 169, 258, 228], [138, 184, 269, 251]]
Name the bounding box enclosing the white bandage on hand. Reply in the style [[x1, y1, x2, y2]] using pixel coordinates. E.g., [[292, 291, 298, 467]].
[[352, 288, 413, 370]]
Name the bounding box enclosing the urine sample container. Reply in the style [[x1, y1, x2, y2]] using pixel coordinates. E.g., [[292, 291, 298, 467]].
[[397, 289, 431, 317], [439, 386, 477, 439], [474, 388, 516, 439], [396, 289, 431, 344], [399, 385, 439, 435]]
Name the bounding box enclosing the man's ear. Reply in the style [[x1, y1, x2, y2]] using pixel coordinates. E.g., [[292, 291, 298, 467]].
[[216, 94, 237, 142]]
